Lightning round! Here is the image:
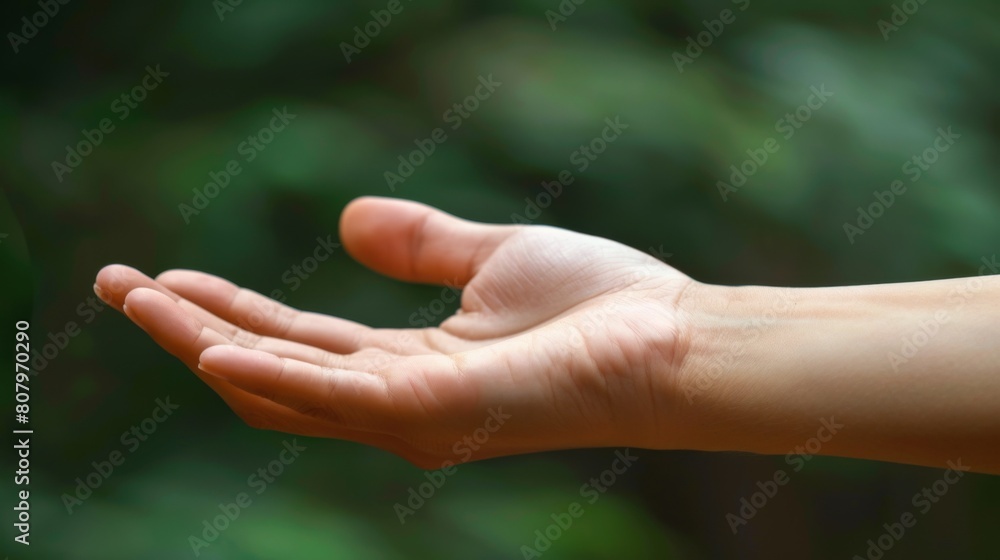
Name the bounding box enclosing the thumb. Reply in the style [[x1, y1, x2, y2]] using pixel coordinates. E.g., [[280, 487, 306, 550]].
[[339, 197, 518, 286]]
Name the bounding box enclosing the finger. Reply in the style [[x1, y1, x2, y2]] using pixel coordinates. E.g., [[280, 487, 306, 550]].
[[98, 263, 474, 380], [339, 196, 520, 287], [216, 326, 396, 373], [99, 272, 441, 461], [121, 288, 392, 440], [95, 265, 391, 364], [199, 346, 476, 434], [159, 269, 482, 356], [198, 346, 397, 431], [123, 288, 346, 428], [156, 269, 371, 354], [95, 264, 175, 313], [123, 288, 256, 379], [95, 264, 249, 337]]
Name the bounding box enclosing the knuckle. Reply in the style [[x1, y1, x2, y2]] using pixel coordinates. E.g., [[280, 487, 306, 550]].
[[271, 304, 298, 335], [318, 352, 345, 371], [231, 328, 262, 349]]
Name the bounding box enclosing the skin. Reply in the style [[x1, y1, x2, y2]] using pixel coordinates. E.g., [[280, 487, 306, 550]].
[[94, 197, 1000, 473]]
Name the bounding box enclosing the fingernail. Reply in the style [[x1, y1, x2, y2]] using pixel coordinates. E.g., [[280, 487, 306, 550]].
[[122, 303, 139, 324], [93, 284, 110, 304], [198, 360, 228, 380]]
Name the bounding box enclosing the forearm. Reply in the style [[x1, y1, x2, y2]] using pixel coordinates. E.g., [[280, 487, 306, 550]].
[[674, 276, 1000, 473]]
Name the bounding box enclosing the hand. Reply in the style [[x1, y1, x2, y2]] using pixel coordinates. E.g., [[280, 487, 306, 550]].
[[95, 197, 696, 468]]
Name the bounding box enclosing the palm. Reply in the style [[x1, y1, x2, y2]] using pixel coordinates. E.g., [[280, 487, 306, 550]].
[[96, 198, 692, 467]]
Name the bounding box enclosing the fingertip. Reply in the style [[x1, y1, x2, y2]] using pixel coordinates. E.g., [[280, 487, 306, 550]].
[[198, 345, 232, 378], [155, 268, 209, 282], [123, 286, 207, 338], [341, 196, 395, 216], [200, 346, 278, 379], [339, 197, 391, 257], [338, 197, 511, 285], [157, 269, 235, 296], [121, 287, 161, 327], [339, 197, 453, 282], [154, 269, 184, 283], [121, 303, 138, 323], [152, 271, 182, 296], [199, 344, 235, 363], [93, 283, 110, 305], [123, 286, 164, 307], [95, 264, 143, 306], [95, 263, 132, 284]]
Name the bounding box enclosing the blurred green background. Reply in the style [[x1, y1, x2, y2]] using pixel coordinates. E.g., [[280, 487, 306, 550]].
[[3, 0, 1000, 558]]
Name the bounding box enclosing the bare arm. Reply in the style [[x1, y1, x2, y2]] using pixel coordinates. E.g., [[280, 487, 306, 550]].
[[674, 278, 1000, 473], [94, 197, 1000, 474]]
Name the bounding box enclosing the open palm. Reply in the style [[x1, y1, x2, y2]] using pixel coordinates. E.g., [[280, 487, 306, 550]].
[[95, 197, 694, 467]]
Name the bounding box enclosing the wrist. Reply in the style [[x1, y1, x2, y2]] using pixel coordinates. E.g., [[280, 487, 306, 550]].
[[665, 282, 801, 454]]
